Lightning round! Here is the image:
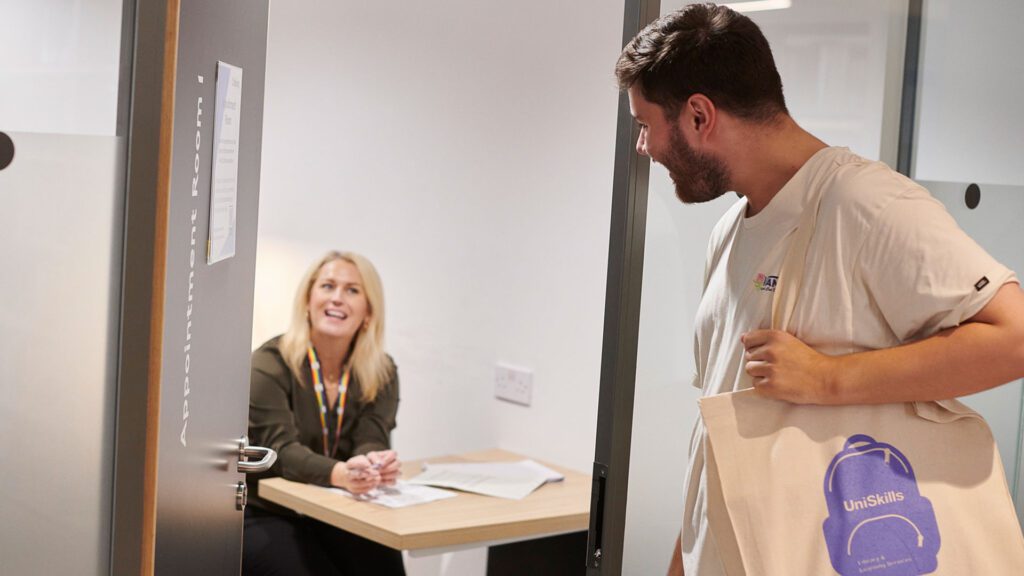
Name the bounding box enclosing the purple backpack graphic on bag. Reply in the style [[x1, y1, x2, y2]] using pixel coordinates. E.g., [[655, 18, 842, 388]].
[[822, 434, 940, 575]]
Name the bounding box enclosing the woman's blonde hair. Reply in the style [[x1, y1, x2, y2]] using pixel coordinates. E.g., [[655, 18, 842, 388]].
[[279, 251, 393, 402]]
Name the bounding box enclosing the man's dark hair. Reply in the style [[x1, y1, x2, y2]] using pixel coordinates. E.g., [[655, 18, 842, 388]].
[[616, 3, 788, 123]]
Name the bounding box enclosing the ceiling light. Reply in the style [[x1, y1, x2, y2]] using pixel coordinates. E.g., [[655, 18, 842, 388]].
[[722, 0, 793, 13]]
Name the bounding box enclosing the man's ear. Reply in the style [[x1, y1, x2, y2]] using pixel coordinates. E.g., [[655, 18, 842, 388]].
[[685, 94, 717, 140]]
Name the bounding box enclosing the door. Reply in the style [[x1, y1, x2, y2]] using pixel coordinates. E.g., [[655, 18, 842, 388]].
[[151, 0, 271, 571], [111, 0, 272, 574]]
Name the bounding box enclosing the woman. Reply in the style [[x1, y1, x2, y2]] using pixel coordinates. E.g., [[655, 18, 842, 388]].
[[243, 251, 405, 576]]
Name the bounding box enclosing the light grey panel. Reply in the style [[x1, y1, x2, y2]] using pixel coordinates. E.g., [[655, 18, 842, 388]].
[[913, 0, 1024, 186], [923, 179, 1024, 524], [0, 0, 124, 136], [0, 131, 124, 574]]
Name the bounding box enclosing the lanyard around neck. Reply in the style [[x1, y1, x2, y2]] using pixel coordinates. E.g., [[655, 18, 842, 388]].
[[307, 346, 351, 459]]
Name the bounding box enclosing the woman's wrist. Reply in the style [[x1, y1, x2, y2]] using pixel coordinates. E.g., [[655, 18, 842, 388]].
[[330, 461, 349, 489], [332, 455, 380, 494]]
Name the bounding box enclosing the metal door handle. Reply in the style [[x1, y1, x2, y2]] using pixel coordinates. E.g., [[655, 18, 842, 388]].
[[237, 436, 277, 473]]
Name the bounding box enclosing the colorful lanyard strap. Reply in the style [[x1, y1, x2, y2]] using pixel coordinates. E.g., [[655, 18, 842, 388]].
[[307, 347, 350, 459]]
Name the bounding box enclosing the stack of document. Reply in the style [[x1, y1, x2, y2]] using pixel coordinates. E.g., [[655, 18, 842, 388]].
[[329, 480, 457, 509], [407, 459, 564, 500]]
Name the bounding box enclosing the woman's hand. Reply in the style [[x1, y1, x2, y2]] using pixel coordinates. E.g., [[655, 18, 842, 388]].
[[330, 455, 381, 494], [367, 450, 401, 486]]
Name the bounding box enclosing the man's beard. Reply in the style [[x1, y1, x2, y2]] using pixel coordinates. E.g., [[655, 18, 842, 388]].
[[662, 126, 731, 204]]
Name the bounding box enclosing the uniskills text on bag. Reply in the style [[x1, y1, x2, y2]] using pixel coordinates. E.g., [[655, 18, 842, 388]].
[[700, 393, 1024, 576], [822, 434, 940, 575]]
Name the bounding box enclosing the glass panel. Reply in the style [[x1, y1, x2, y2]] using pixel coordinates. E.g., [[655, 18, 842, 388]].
[[0, 0, 124, 136], [0, 1, 127, 574], [914, 0, 1024, 187], [922, 181, 1024, 524], [622, 2, 908, 574], [913, 0, 1024, 525]]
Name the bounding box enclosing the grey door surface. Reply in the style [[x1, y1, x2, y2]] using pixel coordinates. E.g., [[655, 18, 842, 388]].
[[142, 0, 271, 573], [112, 0, 272, 572]]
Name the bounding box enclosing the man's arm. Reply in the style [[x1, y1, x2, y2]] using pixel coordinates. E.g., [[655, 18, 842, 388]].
[[667, 532, 683, 576], [741, 283, 1024, 404]]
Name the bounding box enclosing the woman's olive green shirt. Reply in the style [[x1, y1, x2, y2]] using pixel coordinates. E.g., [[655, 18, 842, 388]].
[[247, 336, 399, 513]]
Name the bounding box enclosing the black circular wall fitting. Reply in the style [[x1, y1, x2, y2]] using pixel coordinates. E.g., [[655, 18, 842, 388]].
[[0, 132, 13, 171], [964, 183, 981, 210]]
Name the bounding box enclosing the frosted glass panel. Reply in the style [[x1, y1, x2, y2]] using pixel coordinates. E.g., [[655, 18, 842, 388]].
[[0, 1, 127, 573], [0, 0, 124, 136], [0, 132, 124, 576], [913, 0, 1024, 186], [911, 0, 1024, 524], [747, 0, 903, 161], [622, 2, 907, 575], [923, 181, 1024, 525]]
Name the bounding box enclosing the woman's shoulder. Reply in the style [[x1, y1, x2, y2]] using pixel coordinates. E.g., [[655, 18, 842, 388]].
[[383, 353, 399, 381], [251, 335, 290, 376]]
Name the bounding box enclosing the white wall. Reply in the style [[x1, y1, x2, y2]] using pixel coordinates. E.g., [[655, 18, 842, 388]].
[[254, 2, 624, 574], [621, 2, 907, 575]]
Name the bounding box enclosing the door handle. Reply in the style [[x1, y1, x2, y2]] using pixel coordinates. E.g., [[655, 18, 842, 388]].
[[237, 436, 277, 473]]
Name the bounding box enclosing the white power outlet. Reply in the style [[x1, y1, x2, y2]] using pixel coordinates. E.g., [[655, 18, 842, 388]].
[[495, 363, 533, 406]]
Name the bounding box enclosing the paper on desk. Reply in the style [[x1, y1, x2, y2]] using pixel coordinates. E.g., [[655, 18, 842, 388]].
[[406, 459, 564, 500], [328, 480, 457, 509], [514, 459, 565, 483]]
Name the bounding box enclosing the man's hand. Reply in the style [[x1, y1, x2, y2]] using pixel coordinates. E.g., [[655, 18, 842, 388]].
[[741, 329, 837, 404], [741, 284, 1024, 405]]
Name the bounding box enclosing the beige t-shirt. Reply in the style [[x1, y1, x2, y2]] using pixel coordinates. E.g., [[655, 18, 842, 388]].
[[681, 147, 1016, 575]]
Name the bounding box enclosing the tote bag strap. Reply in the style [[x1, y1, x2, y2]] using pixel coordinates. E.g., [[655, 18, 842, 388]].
[[770, 180, 826, 332], [768, 169, 975, 419]]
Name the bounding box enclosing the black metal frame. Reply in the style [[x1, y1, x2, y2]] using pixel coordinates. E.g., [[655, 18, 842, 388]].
[[897, 0, 925, 176], [586, 0, 660, 574]]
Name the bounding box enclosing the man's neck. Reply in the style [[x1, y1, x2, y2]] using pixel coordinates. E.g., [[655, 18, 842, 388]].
[[725, 117, 828, 216]]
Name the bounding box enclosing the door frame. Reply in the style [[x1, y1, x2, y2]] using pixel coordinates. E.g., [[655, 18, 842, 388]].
[[110, 0, 179, 573], [585, 1, 660, 573]]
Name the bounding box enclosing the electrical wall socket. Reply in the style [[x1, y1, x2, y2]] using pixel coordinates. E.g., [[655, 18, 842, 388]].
[[495, 363, 533, 406]]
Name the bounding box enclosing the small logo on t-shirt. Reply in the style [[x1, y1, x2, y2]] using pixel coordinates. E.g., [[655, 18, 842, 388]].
[[975, 276, 990, 291], [753, 273, 778, 292]]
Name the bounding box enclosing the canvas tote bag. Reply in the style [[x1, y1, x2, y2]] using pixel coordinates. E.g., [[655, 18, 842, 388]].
[[699, 181, 1024, 575]]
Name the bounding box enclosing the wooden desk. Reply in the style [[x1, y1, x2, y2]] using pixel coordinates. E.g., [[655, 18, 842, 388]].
[[258, 448, 591, 554]]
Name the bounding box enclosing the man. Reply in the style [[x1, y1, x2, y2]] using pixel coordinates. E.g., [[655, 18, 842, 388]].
[[615, 4, 1024, 575]]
